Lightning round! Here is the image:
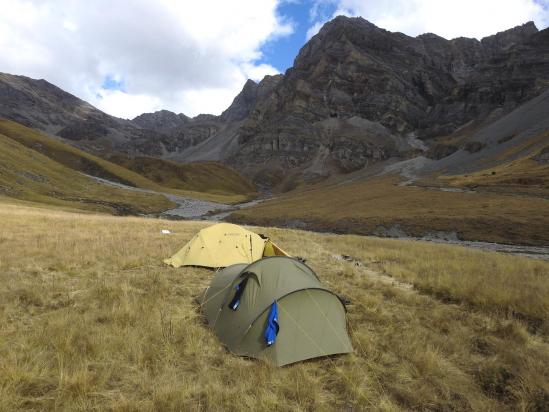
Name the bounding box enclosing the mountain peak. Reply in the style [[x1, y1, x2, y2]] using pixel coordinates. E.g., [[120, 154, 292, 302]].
[[242, 79, 257, 89], [316, 15, 380, 38], [132, 109, 189, 131], [481, 21, 538, 50], [221, 75, 282, 122]]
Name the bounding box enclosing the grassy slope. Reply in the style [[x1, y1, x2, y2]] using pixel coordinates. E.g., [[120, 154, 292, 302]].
[[110, 155, 257, 201], [229, 175, 549, 246], [0, 119, 255, 204], [439, 149, 549, 198], [0, 202, 548, 410], [0, 133, 174, 214]]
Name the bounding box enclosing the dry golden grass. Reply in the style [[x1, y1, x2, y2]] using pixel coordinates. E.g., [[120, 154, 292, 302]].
[[230, 175, 549, 246], [1, 202, 548, 411], [110, 156, 257, 202], [321, 236, 549, 332]]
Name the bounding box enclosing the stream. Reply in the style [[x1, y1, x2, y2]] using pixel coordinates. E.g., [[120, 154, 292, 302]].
[[86, 174, 548, 260], [84, 174, 265, 219], [413, 236, 549, 260]]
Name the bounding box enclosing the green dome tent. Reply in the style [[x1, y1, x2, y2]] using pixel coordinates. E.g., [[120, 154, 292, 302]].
[[200, 257, 353, 366]]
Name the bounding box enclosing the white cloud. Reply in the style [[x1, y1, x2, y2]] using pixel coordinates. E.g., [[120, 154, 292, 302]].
[[307, 0, 549, 40], [0, 0, 293, 118], [241, 63, 280, 82], [94, 90, 164, 119], [306, 21, 325, 40]]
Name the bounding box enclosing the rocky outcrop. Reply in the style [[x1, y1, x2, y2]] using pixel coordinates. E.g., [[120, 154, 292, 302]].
[[132, 74, 283, 161], [221, 75, 282, 122], [481, 21, 539, 52], [132, 110, 189, 131]]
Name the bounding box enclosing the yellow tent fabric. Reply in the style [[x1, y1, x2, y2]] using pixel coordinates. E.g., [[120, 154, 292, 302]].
[[164, 223, 288, 268], [263, 239, 289, 257]]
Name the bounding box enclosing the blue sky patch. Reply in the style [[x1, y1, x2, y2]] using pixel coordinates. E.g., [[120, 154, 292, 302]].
[[101, 75, 125, 92], [259, 0, 338, 73]]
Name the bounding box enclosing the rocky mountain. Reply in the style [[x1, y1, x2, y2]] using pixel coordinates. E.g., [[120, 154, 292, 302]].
[[131, 74, 283, 159], [1, 17, 548, 190], [0, 70, 284, 160], [224, 18, 548, 185], [153, 18, 548, 187]]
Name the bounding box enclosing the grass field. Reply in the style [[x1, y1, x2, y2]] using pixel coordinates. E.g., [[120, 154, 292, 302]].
[[229, 175, 549, 246], [1, 201, 548, 411]]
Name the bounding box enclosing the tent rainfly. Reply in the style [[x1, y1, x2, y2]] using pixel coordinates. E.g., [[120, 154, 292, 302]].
[[200, 256, 353, 366], [164, 223, 288, 269]]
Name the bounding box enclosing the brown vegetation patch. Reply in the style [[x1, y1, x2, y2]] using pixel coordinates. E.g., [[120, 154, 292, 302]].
[[229, 175, 549, 245]]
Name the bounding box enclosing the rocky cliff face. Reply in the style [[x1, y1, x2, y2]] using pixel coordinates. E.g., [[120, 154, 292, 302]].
[[216, 18, 547, 186], [220, 75, 282, 122]]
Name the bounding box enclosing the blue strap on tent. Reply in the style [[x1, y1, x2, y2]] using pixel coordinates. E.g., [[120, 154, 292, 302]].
[[229, 278, 248, 311], [264, 301, 279, 346]]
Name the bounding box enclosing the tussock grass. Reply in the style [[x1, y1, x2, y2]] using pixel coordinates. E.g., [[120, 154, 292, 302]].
[[1, 202, 548, 410], [317, 235, 549, 333]]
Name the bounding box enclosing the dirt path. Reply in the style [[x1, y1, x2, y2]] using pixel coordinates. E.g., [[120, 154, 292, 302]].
[[332, 254, 415, 293], [360, 266, 415, 292]]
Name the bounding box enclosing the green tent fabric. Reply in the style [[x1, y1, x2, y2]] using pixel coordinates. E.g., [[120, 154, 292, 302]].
[[200, 257, 353, 366]]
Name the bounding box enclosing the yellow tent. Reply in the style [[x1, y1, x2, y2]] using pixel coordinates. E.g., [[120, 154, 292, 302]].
[[164, 223, 289, 268]]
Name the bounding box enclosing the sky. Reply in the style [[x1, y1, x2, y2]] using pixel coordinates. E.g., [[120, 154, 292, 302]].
[[0, 0, 548, 119]]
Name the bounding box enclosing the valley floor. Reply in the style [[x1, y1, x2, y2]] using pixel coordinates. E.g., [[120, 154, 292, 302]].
[[229, 175, 549, 247], [0, 201, 548, 411]]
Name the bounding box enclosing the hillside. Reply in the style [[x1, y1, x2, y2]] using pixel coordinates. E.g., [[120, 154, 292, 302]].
[[0, 119, 172, 190], [109, 155, 256, 199], [0, 119, 255, 205], [0, 72, 172, 156], [418, 88, 549, 180], [226, 86, 549, 245], [0, 130, 174, 214], [0, 202, 548, 410]]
